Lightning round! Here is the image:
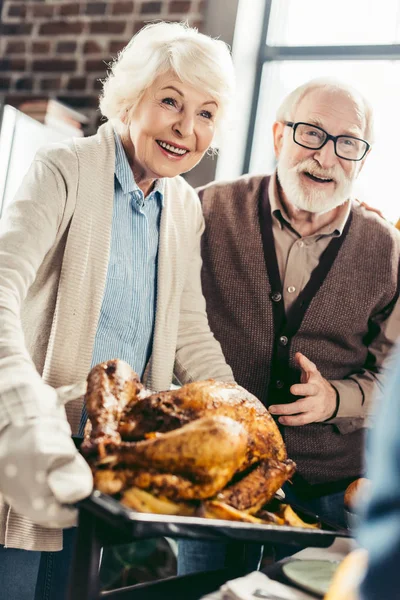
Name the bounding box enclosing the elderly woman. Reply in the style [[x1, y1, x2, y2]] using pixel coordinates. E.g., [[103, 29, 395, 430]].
[[0, 21, 235, 599]]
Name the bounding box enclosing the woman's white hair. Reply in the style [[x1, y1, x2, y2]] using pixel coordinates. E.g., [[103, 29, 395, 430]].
[[99, 21, 235, 147], [276, 78, 375, 144]]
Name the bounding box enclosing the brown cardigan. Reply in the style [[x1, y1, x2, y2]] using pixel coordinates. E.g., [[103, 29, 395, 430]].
[[199, 174, 400, 492]]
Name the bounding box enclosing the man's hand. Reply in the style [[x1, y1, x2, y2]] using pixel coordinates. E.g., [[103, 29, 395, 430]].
[[0, 386, 93, 528], [269, 352, 337, 426]]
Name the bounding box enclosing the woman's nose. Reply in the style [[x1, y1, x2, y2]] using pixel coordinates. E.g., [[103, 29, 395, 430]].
[[173, 113, 194, 138]]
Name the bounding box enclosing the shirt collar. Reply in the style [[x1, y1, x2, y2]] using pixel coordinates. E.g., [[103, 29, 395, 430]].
[[269, 170, 351, 236], [114, 130, 165, 205], [269, 172, 290, 229]]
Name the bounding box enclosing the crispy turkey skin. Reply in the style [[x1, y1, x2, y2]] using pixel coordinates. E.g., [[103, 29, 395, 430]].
[[82, 360, 295, 509], [118, 379, 287, 468]]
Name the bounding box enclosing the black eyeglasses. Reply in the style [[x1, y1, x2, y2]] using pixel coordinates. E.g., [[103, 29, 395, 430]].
[[285, 121, 370, 161]]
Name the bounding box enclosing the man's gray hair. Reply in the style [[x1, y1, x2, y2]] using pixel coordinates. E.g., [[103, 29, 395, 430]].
[[276, 78, 374, 143], [99, 21, 235, 147]]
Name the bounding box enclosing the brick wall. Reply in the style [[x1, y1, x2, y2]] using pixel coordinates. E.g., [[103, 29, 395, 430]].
[[0, 0, 208, 133]]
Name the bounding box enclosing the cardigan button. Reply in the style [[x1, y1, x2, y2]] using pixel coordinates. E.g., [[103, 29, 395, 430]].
[[276, 379, 284, 389], [279, 335, 288, 346], [271, 292, 282, 302]]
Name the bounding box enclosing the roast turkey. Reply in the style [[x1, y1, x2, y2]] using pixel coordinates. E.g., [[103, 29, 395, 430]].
[[81, 359, 296, 513]]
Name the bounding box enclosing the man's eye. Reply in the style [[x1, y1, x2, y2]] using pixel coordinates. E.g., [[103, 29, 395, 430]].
[[304, 130, 324, 143], [200, 110, 212, 119]]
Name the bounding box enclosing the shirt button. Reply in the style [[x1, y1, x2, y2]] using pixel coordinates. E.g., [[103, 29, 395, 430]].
[[279, 335, 288, 346], [271, 292, 282, 302], [276, 380, 284, 389], [298, 241, 304, 248], [287, 286, 296, 293]]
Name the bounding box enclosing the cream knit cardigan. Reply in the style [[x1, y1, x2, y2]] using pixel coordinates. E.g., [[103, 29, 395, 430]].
[[0, 122, 233, 551]]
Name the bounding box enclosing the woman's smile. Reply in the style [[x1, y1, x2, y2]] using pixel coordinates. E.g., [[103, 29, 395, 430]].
[[156, 139, 191, 159]]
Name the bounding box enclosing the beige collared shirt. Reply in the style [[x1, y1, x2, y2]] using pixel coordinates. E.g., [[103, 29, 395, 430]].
[[268, 173, 400, 422]]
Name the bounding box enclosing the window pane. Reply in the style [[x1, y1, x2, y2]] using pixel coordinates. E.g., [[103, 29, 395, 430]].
[[250, 61, 400, 222], [267, 0, 400, 46]]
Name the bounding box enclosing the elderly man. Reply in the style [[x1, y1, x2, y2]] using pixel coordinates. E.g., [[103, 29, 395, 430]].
[[178, 78, 400, 575]]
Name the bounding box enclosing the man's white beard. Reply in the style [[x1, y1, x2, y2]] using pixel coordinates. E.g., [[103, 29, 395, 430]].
[[277, 156, 355, 214]]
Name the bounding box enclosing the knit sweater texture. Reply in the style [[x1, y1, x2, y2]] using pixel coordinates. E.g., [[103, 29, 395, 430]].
[[200, 174, 400, 488]]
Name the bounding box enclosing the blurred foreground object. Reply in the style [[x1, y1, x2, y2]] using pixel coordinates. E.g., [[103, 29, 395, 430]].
[[356, 344, 400, 600], [324, 548, 367, 600]]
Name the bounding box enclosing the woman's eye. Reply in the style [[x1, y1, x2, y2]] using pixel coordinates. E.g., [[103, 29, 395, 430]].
[[162, 97, 177, 108], [200, 110, 212, 120]]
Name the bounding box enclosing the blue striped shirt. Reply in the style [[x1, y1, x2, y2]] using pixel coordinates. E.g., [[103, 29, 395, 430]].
[[79, 132, 164, 434]]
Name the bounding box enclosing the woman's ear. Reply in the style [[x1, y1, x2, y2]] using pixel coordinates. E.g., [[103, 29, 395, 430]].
[[273, 121, 285, 159], [120, 107, 129, 124]]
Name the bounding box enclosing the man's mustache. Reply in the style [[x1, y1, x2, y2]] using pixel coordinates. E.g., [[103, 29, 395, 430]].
[[292, 159, 344, 183]]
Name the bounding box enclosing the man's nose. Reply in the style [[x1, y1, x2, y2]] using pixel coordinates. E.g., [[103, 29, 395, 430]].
[[173, 112, 194, 138], [313, 139, 338, 169]]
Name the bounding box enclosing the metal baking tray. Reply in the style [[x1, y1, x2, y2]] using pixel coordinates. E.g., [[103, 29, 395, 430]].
[[80, 490, 351, 548]]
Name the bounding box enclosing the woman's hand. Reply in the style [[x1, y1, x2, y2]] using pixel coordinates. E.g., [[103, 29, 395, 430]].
[[355, 199, 385, 219], [0, 385, 93, 528]]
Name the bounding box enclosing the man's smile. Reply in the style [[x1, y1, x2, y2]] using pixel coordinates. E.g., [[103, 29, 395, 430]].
[[303, 171, 334, 184]]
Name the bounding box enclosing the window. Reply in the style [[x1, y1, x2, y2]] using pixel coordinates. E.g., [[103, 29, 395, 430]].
[[267, 0, 400, 46], [218, 0, 400, 222]]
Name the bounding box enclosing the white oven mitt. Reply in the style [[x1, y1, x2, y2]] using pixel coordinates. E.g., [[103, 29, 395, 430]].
[[0, 382, 92, 528]]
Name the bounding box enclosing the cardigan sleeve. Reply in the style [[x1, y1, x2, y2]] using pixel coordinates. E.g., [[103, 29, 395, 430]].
[[0, 157, 66, 426], [173, 195, 235, 385]]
